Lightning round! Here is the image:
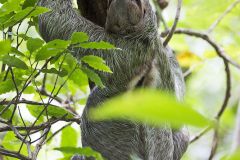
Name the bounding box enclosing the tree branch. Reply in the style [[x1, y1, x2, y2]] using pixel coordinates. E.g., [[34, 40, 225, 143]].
[[174, 29, 240, 69], [208, 0, 240, 33], [0, 147, 30, 160], [163, 0, 182, 46]]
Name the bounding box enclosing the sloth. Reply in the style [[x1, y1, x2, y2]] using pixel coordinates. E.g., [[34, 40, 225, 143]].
[[38, 0, 189, 159]]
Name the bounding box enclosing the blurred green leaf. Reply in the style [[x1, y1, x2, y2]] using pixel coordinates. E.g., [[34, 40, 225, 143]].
[[55, 147, 104, 160], [35, 39, 70, 61], [27, 38, 45, 53], [82, 55, 112, 73], [2, 6, 50, 29], [22, 0, 38, 9], [2, 55, 28, 70], [11, 47, 25, 57], [90, 89, 211, 128], [0, 79, 21, 94], [80, 41, 116, 50], [61, 126, 78, 147], [0, 105, 12, 120], [0, 40, 11, 56], [222, 150, 240, 160], [0, 0, 21, 17], [71, 32, 89, 44], [2, 132, 28, 155]]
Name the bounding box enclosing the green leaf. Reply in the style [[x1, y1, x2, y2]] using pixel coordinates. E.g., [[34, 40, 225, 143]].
[[61, 126, 78, 156], [222, 150, 240, 160], [82, 67, 104, 88], [82, 55, 112, 73], [42, 68, 68, 77], [0, 0, 8, 4], [2, 132, 28, 155], [11, 47, 25, 57], [0, 12, 14, 24], [90, 89, 211, 128], [18, 33, 30, 41], [0, 40, 11, 56], [0, 0, 21, 17], [0, 105, 12, 120], [22, 0, 38, 9], [27, 105, 75, 119], [55, 147, 104, 160], [27, 38, 45, 53], [0, 79, 22, 94], [2, 55, 28, 70], [2, 6, 50, 29], [80, 41, 116, 50], [69, 68, 89, 87], [71, 32, 89, 44], [35, 39, 70, 61]]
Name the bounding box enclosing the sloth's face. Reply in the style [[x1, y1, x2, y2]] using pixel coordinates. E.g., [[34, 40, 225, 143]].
[[105, 0, 148, 35]]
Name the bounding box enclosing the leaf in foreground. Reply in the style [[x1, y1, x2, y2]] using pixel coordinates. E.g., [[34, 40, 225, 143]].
[[2, 55, 28, 70], [81, 55, 112, 73], [90, 90, 211, 128], [55, 147, 104, 160], [0, 40, 11, 56], [80, 41, 116, 50]]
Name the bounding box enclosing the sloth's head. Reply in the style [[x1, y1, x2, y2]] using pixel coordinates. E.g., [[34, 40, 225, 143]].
[[105, 0, 156, 36]]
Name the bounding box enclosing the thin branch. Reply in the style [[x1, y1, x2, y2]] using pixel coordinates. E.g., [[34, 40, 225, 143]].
[[0, 117, 80, 133], [208, 0, 240, 33], [174, 28, 233, 159], [163, 0, 182, 46], [32, 127, 51, 160], [190, 126, 213, 144], [174, 29, 240, 69], [9, 68, 20, 122], [46, 122, 72, 143], [208, 123, 219, 160], [18, 106, 32, 142], [0, 147, 30, 160], [216, 60, 231, 119], [0, 58, 52, 117], [0, 99, 61, 108], [153, 0, 169, 31]]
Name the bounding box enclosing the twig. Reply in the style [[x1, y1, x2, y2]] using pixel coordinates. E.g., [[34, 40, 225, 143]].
[[163, 0, 182, 46], [208, 0, 240, 33], [153, 0, 169, 30], [208, 122, 219, 160], [174, 28, 233, 159], [0, 117, 80, 133], [0, 58, 52, 116], [0, 147, 30, 160], [174, 29, 240, 69], [32, 127, 51, 160], [9, 68, 20, 123], [0, 99, 61, 108], [190, 126, 213, 144], [46, 122, 73, 143], [216, 60, 231, 119]]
